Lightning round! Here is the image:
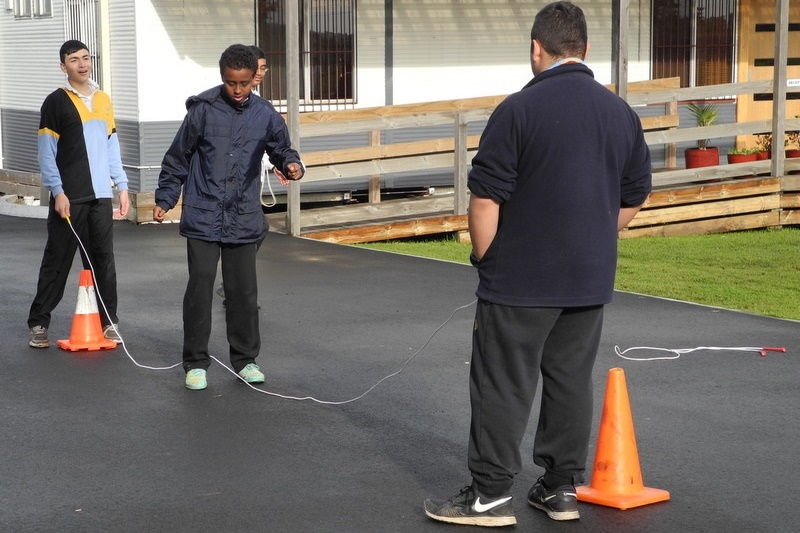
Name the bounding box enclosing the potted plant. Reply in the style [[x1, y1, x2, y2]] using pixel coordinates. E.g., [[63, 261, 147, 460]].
[[685, 103, 720, 168], [755, 133, 772, 160], [727, 147, 758, 164], [786, 117, 800, 158]]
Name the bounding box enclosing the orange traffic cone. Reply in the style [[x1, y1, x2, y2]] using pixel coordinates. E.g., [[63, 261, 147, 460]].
[[57, 270, 117, 352], [576, 367, 670, 510]]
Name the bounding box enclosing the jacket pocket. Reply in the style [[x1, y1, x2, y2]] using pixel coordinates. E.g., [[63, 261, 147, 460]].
[[181, 196, 220, 238]]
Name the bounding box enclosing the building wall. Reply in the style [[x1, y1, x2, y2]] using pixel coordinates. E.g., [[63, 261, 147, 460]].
[[0, 0, 655, 193], [390, 0, 652, 104], [354, 0, 386, 107], [0, 1, 68, 171]]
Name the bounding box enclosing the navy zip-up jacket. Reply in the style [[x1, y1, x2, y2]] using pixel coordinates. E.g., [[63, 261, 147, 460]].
[[468, 63, 652, 307], [155, 86, 302, 243]]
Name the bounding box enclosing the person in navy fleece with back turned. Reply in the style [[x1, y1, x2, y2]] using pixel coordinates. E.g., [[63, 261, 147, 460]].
[[424, 2, 652, 527], [153, 44, 303, 391]]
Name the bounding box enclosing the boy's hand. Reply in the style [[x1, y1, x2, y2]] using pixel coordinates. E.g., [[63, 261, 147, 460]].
[[54, 193, 70, 219], [273, 167, 289, 186], [153, 205, 168, 223], [118, 190, 130, 218], [285, 163, 304, 181]]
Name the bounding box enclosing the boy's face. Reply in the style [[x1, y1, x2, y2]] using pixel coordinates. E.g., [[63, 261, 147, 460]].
[[252, 58, 268, 88], [60, 48, 92, 85], [222, 67, 255, 105]]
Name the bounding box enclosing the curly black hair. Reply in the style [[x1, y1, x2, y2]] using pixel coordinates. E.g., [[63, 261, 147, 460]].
[[219, 44, 257, 76]]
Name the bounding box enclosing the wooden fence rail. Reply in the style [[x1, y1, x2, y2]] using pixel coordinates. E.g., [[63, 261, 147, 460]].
[[5, 76, 800, 243]]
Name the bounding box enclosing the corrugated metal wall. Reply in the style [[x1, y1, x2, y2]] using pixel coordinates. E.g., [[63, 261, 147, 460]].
[[0, 110, 39, 173], [0, 1, 66, 170]]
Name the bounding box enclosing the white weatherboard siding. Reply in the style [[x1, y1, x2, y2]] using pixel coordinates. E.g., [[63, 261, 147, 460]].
[[354, 0, 386, 108], [108, 0, 138, 122], [391, 0, 652, 104], [137, 0, 255, 122], [0, 3, 68, 111]]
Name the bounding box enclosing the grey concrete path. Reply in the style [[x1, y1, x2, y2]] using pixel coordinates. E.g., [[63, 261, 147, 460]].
[[1, 213, 798, 533]]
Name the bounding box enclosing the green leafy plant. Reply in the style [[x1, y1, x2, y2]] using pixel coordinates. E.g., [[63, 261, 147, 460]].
[[687, 103, 719, 149], [727, 147, 759, 155]]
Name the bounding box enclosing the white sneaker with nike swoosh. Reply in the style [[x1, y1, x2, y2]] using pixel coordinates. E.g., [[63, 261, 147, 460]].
[[423, 485, 516, 527]]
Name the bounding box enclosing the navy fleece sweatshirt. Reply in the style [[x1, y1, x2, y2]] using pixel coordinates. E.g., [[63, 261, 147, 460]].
[[468, 63, 652, 307]]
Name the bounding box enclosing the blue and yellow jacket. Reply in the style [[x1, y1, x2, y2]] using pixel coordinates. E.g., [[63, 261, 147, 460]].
[[37, 86, 128, 203]]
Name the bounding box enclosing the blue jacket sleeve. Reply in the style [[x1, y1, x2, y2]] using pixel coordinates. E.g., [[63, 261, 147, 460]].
[[155, 105, 203, 210], [265, 113, 303, 174]]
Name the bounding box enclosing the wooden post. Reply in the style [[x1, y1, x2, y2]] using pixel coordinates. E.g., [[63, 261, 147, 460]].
[[454, 112, 469, 216], [369, 130, 381, 204], [666, 100, 678, 168], [611, 0, 628, 100], [286, 0, 302, 236], [771, 0, 789, 179]]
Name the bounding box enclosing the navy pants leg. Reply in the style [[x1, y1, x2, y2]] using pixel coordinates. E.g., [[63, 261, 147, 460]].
[[183, 238, 259, 373], [467, 300, 603, 497]]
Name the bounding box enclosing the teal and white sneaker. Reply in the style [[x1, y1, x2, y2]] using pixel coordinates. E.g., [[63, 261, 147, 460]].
[[185, 369, 207, 390], [237, 363, 264, 384]]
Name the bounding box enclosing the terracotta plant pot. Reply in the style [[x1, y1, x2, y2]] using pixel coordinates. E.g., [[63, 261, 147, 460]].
[[685, 147, 720, 169], [785, 149, 800, 158], [756, 150, 771, 160], [727, 153, 758, 164]]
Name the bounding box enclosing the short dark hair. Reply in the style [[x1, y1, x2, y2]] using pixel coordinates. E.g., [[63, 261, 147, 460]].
[[249, 45, 266, 61], [530, 1, 588, 59], [60, 40, 90, 63], [219, 44, 257, 76]]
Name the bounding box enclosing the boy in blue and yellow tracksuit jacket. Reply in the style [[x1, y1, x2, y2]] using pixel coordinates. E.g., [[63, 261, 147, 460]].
[[28, 40, 128, 349]]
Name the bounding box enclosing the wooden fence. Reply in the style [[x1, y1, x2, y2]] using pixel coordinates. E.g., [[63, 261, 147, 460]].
[[266, 76, 800, 243], [5, 77, 800, 243]]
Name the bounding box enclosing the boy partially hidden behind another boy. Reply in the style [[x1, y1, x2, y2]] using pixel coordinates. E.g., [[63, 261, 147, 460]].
[[154, 44, 304, 391]]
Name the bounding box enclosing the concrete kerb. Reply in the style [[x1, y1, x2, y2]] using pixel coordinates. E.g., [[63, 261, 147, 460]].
[[0, 194, 47, 219]]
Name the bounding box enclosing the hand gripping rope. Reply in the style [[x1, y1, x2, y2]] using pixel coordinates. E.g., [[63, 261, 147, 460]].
[[64, 215, 476, 404]]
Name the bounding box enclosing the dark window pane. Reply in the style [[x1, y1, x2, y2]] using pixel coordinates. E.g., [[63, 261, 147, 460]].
[[258, 0, 355, 110], [652, 0, 735, 87]]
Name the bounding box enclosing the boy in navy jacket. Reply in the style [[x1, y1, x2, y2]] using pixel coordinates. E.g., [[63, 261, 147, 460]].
[[154, 44, 304, 391]]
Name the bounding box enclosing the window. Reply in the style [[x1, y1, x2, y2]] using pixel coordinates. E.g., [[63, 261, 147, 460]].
[[257, 0, 356, 111], [64, 0, 100, 84], [13, 0, 52, 18], [652, 0, 736, 87]]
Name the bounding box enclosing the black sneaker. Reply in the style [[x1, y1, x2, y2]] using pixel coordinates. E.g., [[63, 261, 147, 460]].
[[527, 477, 580, 521], [424, 485, 516, 527]]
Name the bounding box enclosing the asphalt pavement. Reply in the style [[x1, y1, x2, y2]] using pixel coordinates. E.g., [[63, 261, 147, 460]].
[[1, 213, 798, 533]]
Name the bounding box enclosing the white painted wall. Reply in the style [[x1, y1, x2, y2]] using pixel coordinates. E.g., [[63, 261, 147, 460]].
[[135, 0, 255, 122], [390, 0, 652, 104], [354, 0, 386, 108]]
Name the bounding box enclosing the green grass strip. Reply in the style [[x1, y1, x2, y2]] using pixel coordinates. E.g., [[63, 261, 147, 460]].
[[356, 228, 800, 321]]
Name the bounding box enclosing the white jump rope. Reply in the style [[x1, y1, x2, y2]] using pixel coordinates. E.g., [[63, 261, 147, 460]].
[[65, 215, 475, 405], [64, 215, 787, 404]]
